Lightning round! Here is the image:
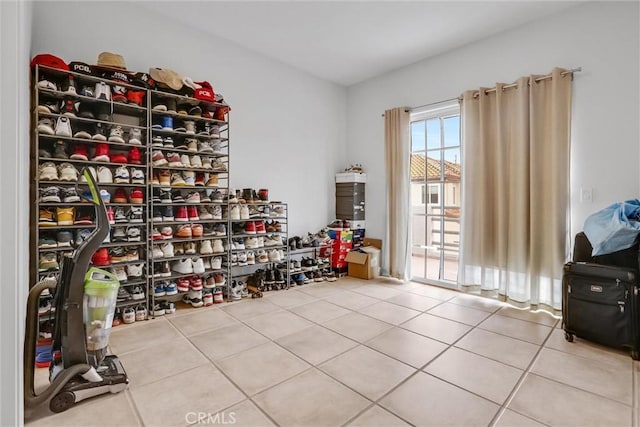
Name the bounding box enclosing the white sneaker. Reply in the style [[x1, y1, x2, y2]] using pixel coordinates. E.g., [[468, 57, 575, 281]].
[[245, 237, 258, 249], [237, 252, 248, 266], [257, 250, 269, 263], [240, 205, 250, 220], [78, 166, 97, 183], [172, 259, 193, 274], [129, 128, 143, 145], [198, 206, 213, 220], [246, 251, 255, 265], [108, 125, 125, 143], [200, 240, 213, 255], [211, 140, 225, 156], [211, 256, 222, 270], [190, 155, 203, 168], [114, 166, 130, 183], [55, 117, 72, 137], [37, 118, 55, 135], [183, 170, 196, 186], [97, 166, 113, 183], [212, 239, 225, 253], [151, 245, 163, 258], [201, 157, 212, 169], [110, 266, 128, 282], [230, 205, 240, 220], [130, 168, 145, 184], [192, 257, 205, 274], [127, 263, 144, 278], [39, 162, 58, 181], [185, 120, 196, 135], [94, 81, 111, 101], [161, 242, 174, 257]]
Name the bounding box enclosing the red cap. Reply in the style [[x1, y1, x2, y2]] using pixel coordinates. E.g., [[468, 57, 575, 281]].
[[193, 81, 215, 102], [30, 54, 69, 71]]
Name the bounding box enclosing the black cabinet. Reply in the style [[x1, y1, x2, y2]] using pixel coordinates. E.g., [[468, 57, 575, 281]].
[[335, 182, 365, 220]]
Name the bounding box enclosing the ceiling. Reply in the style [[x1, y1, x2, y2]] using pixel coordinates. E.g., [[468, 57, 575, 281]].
[[142, 1, 580, 86]]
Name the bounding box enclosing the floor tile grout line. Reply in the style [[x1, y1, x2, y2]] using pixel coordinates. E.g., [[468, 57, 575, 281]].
[[487, 320, 559, 427], [123, 388, 146, 427], [111, 280, 563, 427], [177, 312, 287, 427]]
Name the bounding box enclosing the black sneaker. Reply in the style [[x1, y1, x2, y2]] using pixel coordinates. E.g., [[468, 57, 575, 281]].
[[61, 74, 76, 95], [53, 141, 68, 159], [152, 208, 162, 222], [77, 102, 95, 119], [92, 123, 108, 141], [189, 105, 202, 117], [264, 268, 275, 285], [274, 268, 284, 284], [172, 192, 184, 203], [37, 98, 60, 114], [94, 103, 111, 122], [159, 189, 172, 204], [60, 187, 80, 203]]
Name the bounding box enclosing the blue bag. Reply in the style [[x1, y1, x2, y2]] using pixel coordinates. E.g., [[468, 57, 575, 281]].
[[583, 199, 640, 256]]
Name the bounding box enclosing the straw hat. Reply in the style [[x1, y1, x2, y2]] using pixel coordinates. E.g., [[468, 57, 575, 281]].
[[96, 52, 127, 70], [149, 67, 184, 91]]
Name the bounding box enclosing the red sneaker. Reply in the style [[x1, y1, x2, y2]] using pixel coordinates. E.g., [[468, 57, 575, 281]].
[[92, 248, 110, 266], [244, 221, 256, 235], [255, 221, 266, 234], [112, 188, 128, 204], [70, 144, 89, 161], [175, 206, 188, 222], [188, 206, 199, 221], [195, 172, 205, 187], [128, 146, 142, 165], [177, 278, 190, 292], [190, 276, 203, 291], [126, 89, 145, 106], [130, 188, 144, 204], [111, 152, 128, 163], [92, 143, 110, 162], [106, 207, 115, 225]]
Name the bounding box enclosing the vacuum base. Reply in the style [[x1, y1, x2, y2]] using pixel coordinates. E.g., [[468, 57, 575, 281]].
[[49, 355, 128, 413]]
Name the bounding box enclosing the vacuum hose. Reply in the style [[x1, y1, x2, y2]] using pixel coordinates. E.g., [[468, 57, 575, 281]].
[[23, 279, 92, 411]]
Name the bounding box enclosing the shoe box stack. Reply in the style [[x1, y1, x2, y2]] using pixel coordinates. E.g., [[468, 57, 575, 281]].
[[334, 169, 366, 250], [327, 221, 354, 275]]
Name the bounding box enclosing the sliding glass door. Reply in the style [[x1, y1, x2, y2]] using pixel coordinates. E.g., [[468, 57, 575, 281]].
[[410, 105, 461, 287]]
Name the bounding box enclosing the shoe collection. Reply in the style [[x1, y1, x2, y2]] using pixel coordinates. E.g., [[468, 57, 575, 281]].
[[112, 305, 148, 326], [288, 228, 334, 251]]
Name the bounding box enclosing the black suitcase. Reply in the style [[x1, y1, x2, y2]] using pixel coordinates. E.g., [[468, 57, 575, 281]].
[[573, 232, 639, 269], [562, 261, 640, 360]]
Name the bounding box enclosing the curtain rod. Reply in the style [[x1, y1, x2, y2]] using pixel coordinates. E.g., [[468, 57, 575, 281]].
[[381, 67, 582, 117]]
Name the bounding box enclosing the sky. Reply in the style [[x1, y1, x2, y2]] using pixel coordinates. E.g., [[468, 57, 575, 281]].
[[411, 115, 460, 164]]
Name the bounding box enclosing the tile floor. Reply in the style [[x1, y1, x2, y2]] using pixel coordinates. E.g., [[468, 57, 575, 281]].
[[27, 277, 639, 427]]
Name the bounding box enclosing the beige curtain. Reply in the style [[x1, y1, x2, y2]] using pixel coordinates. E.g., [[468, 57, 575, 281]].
[[459, 68, 572, 312], [384, 107, 411, 280]]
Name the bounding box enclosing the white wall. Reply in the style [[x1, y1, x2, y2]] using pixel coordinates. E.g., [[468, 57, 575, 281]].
[[1, 1, 32, 424], [31, 1, 347, 236], [347, 1, 640, 245]]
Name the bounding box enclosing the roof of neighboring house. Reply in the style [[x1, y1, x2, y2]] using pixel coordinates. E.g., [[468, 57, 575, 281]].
[[410, 154, 461, 181]]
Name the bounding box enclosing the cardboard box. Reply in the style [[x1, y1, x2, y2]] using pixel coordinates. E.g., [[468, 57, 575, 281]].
[[345, 240, 381, 279]]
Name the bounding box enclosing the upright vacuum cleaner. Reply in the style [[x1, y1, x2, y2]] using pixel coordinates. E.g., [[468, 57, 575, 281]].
[[24, 169, 128, 415]]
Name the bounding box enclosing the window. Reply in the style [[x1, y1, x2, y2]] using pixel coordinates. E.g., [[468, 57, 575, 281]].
[[409, 101, 461, 286]]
